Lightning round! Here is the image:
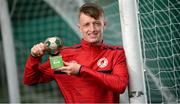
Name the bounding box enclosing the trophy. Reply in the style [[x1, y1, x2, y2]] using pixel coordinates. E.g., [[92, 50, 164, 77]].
[[44, 37, 64, 70]]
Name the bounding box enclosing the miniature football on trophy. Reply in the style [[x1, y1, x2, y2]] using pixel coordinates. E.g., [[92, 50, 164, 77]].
[[44, 37, 64, 69]]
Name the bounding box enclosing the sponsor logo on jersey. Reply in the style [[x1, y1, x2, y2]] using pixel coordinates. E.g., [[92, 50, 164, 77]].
[[97, 57, 108, 68]]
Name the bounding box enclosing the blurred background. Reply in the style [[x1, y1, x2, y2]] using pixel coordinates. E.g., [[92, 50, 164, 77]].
[[0, 0, 179, 103]]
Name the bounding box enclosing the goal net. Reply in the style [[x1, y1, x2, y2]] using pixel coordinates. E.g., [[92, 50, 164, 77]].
[[4, 0, 179, 103], [137, 0, 180, 103]]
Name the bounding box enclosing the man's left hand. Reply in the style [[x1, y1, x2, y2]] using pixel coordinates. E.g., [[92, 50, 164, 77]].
[[58, 61, 81, 75]]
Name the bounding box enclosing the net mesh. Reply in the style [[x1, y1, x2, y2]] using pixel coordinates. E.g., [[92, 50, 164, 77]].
[[138, 0, 180, 103], [3, 0, 180, 103], [7, 0, 121, 102]]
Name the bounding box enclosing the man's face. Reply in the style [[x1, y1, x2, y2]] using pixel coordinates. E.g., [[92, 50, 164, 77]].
[[78, 13, 106, 44]]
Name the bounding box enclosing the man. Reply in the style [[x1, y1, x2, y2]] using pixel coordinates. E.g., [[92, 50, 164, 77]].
[[23, 3, 129, 103]]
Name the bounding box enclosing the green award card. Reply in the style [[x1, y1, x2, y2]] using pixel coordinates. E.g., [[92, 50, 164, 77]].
[[50, 56, 64, 69]]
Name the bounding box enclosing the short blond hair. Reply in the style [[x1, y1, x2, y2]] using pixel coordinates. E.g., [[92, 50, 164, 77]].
[[79, 3, 104, 19]]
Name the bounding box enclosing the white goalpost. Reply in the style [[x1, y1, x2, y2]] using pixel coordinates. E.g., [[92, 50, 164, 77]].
[[0, 0, 20, 103], [118, 0, 147, 103]]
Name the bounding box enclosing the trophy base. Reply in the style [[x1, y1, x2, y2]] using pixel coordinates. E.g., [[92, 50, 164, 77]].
[[50, 55, 64, 69]]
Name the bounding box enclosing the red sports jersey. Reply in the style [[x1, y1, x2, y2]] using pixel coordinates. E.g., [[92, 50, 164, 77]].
[[23, 39, 129, 103]]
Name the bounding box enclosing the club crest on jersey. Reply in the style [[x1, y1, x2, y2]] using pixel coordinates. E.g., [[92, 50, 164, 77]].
[[97, 57, 108, 68]]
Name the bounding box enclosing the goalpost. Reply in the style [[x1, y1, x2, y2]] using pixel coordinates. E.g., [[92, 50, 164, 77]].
[[118, 0, 147, 103], [0, 0, 20, 103]]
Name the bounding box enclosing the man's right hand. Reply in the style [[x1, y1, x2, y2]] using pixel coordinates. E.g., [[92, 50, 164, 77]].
[[31, 43, 46, 57]]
